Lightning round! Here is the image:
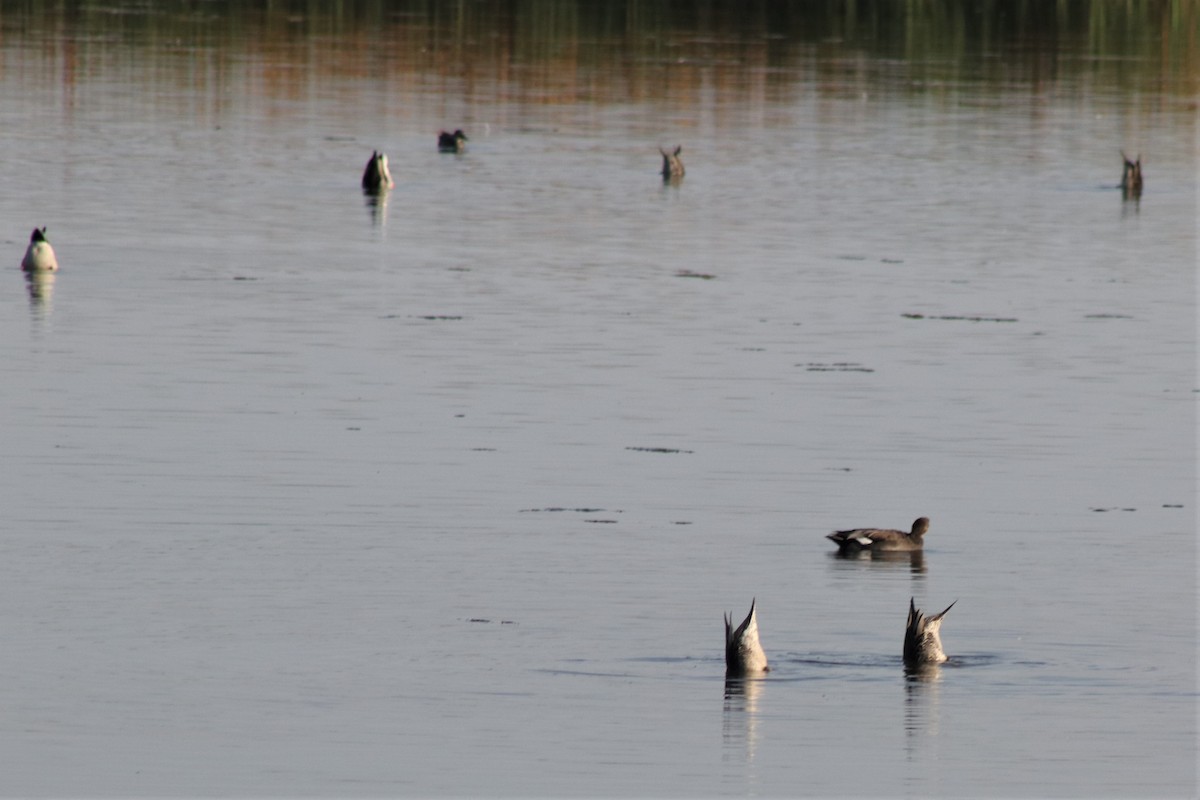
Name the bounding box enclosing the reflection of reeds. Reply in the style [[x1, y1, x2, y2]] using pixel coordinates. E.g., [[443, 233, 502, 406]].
[[6, 1, 1193, 105]]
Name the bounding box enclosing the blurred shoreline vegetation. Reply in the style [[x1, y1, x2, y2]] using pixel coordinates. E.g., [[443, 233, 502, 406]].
[[1, 0, 1195, 101]]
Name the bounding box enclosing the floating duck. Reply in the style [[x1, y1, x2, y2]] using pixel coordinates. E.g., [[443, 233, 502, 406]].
[[21, 227, 58, 272], [724, 599, 769, 677], [904, 597, 955, 666], [827, 517, 930, 553], [362, 150, 394, 193], [438, 130, 468, 153], [660, 145, 684, 180]]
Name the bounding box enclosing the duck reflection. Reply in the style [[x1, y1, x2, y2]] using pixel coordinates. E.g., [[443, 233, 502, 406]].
[[723, 673, 765, 711], [903, 660, 943, 744], [830, 548, 926, 574], [363, 188, 390, 228], [723, 674, 765, 765], [25, 268, 56, 315]]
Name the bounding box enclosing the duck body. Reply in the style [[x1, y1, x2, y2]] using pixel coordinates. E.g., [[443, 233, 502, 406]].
[[21, 227, 58, 272], [1120, 151, 1143, 196], [904, 597, 955, 665], [827, 516, 929, 553], [724, 599, 769, 677], [660, 145, 684, 179], [362, 150, 394, 193], [438, 129, 468, 152]]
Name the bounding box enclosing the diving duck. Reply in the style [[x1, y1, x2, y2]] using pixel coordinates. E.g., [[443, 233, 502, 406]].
[[827, 517, 929, 553], [1120, 151, 1143, 197], [724, 599, 769, 677], [660, 145, 684, 180], [904, 597, 955, 666], [438, 129, 468, 153], [21, 227, 58, 272], [361, 150, 394, 193]]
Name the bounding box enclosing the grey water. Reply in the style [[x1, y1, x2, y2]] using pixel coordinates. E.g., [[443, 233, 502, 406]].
[[0, 4, 1196, 797]]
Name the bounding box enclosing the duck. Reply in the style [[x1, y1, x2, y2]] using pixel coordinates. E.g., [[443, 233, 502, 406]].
[[724, 599, 769, 677], [438, 129, 468, 153], [21, 227, 58, 272], [827, 517, 929, 553], [904, 597, 955, 666], [660, 145, 684, 180], [1120, 151, 1143, 197], [361, 150, 394, 193]]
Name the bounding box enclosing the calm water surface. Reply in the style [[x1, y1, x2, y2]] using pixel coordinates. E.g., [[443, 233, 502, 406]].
[[0, 4, 1196, 797]]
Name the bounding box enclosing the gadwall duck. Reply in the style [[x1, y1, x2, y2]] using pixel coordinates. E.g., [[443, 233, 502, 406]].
[[361, 150, 394, 193], [827, 517, 929, 553], [904, 597, 955, 666], [724, 599, 769, 677], [438, 129, 468, 153], [1120, 151, 1143, 197], [660, 145, 684, 180], [21, 227, 58, 272]]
